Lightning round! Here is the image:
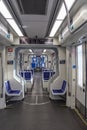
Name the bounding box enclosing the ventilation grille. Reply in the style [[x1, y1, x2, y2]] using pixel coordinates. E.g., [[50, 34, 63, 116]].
[[16, 0, 48, 15]]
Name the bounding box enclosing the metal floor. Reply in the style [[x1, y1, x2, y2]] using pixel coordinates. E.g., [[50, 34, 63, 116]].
[[0, 72, 87, 130]]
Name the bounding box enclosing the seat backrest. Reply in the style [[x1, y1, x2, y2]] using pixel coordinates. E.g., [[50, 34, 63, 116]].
[[24, 71, 32, 80], [61, 80, 66, 91], [31, 62, 35, 68], [43, 71, 50, 80], [5, 80, 11, 92]]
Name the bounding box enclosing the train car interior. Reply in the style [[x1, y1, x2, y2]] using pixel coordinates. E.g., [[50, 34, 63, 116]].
[[0, 0, 87, 130]]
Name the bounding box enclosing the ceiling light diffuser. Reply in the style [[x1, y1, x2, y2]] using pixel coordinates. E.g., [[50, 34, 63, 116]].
[[49, 20, 62, 37], [0, 0, 24, 37], [64, 0, 76, 10], [0, 0, 12, 18], [57, 3, 66, 20], [7, 19, 24, 37]]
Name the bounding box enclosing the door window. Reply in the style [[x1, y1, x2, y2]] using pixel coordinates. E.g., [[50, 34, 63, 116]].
[[77, 45, 83, 88]]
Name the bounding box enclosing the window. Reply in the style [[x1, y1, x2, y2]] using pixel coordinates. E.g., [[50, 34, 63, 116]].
[[77, 45, 83, 87]]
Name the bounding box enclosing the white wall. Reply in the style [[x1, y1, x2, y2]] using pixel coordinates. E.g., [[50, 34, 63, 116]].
[[22, 54, 28, 70], [0, 46, 6, 109], [66, 47, 76, 108], [58, 47, 66, 79], [13, 37, 20, 45], [53, 38, 66, 78], [47, 54, 52, 69], [53, 38, 60, 45], [6, 47, 14, 80], [66, 47, 72, 107]]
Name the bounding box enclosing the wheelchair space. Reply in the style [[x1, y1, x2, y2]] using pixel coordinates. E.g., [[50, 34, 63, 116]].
[[0, 72, 86, 130]]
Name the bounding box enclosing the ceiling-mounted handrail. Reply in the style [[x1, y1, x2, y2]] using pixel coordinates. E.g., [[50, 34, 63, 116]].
[[63, 0, 72, 33]]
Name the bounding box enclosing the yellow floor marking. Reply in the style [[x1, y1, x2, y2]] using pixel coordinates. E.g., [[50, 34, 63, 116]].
[[74, 108, 87, 126]]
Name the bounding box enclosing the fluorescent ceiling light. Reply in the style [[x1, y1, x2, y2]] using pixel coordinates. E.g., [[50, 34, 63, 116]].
[[49, 0, 76, 37], [49, 20, 62, 37], [0, 0, 23, 37], [7, 19, 23, 37], [49, 3, 66, 37], [57, 3, 66, 20], [29, 49, 33, 52], [43, 49, 46, 53], [0, 0, 12, 18], [64, 0, 76, 10]]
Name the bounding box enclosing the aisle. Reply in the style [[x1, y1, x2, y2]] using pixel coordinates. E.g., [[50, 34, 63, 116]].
[[32, 72, 44, 95], [24, 72, 49, 105]]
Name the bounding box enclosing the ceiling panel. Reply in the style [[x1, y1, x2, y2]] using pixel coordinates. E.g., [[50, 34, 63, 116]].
[[23, 21, 48, 38], [16, 0, 48, 15], [5, 0, 59, 38]]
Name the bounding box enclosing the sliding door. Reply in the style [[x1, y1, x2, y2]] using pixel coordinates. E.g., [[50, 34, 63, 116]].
[[0, 53, 3, 98], [85, 43, 87, 119], [76, 44, 86, 118]]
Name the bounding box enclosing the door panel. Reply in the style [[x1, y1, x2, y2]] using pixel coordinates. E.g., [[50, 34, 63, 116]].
[[76, 44, 86, 117], [85, 43, 87, 119], [0, 53, 3, 98]]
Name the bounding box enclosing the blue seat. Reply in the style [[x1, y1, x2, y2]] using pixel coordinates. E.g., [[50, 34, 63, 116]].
[[43, 70, 55, 80], [5, 80, 21, 96], [24, 71, 32, 80], [43, 71, 51, 80], [31, 62, 36, 69], [52, 80, 66, 95]]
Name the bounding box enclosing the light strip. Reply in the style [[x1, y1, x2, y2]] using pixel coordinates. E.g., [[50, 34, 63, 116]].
[[49, 0, 76, 37], [49, 20, 62, 37], [7, 19, 23, 37], [43, 49, 46, 53], [29, 49, 33, 52], [0, 0, 12, 18], [57, 3, 66, 20], [49, 3, 66, 37], [64, 0, 76, 11], [0, 0, 23, 37]]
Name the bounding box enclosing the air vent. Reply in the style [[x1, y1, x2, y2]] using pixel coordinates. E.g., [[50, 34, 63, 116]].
[[16, 0, 48, 15]]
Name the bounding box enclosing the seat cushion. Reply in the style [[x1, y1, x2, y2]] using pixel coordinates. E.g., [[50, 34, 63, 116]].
[[9, 90, 20, 94], [52, 89, 63, 93]]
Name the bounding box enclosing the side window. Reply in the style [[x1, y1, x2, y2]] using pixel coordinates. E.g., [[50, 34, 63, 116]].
[[77, 45, 83, 88]]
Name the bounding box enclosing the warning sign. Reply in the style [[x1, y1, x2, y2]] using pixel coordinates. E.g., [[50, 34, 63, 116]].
[[8, 48, 13, 52]]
